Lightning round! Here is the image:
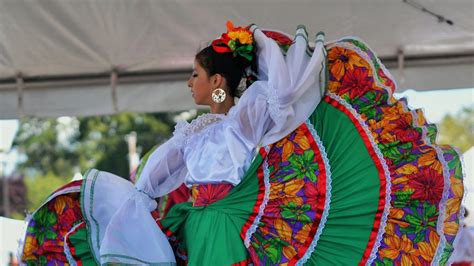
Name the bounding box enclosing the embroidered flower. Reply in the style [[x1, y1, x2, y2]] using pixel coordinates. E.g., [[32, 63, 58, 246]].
[[270, 178, 305, 206], [279, 150, 318, 182], [328, 47, 369, 81], [22, 236, 38, 261], [338, 66, 373, 99], [379, 234, 420, 264], [408, 167, 444, 205], [192, 184, 233, 207], [417, 230, 440, 262], [280, 202, 312, 223]]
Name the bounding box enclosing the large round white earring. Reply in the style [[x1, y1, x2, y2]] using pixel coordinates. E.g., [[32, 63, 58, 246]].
[[211, 88, 226, 103]]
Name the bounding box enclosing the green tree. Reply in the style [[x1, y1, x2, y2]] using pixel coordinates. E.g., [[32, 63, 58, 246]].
[[76, 112, 176, 177], [13, 118, 79, 177], [12, 111, 186, 214], [438, 106, 473, 153], [23, 172, 70, 213]]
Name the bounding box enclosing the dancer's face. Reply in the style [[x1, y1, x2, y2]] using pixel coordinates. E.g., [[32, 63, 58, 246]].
[[188, 60, 213, 105]]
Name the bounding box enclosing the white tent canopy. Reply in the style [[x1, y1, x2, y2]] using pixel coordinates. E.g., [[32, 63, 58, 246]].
[[0, 0, 473, 118]]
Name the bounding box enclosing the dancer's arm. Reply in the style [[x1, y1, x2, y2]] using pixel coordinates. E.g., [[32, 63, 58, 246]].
[[228, 27, 327, 147], [134, 136, 187, 198]]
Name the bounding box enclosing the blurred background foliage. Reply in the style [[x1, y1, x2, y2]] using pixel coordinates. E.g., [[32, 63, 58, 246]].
[[10, 111, 197, 216]]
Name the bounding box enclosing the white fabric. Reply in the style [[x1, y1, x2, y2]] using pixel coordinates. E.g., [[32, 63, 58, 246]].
[[451, 227, 474, 263], [81, 169, 175, 265], [81, 26, 325, 264]]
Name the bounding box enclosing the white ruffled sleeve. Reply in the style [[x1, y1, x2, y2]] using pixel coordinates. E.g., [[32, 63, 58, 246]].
[[134, 133, 187, 198], [80, 134, 187, 265], [234, 26, 326, 146]]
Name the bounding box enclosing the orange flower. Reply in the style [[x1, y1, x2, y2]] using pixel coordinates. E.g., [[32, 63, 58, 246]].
[[380, 131, 397, 143], [328, 80, 341, 93], [22, 235, 38, 260], [225, 21, 253, 45], [444, 221, 459, 236], [275, 218, 292, 242], [328, 47, 369, 81], [390, 208, 405, 219], [387, 208, 410, 228], [394, 164, 418, 176], [270, 178, 305, 205], [451, 176, 464, 198], [416, 110, 427, 125], [385, 222, 396, 236], [379, 234, 420, 265], [283, 245, 297, 259], [277, 138, 295, 162], [445, 198, 461, 219], [295, 223, 312, 244], [418, 231, 439, 261], [54, 195, 74, 215], [275, 218, 298, 259], [417, 150, 442, 172], [275, 129, 309, 161]]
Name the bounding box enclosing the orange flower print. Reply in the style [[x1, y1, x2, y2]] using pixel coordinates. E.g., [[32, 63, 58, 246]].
[[295, 223, 312, 244], [22, 235, 38, 261], [394, 164, 418, 176], [451, 176, 464, 198], [328, 80, 341, 93], [270, 178, 305, 206], [274, 218, 292, 242], [283, 245, 297, 260], [276, 128, 310, 161], [53, 195, 74, 215], [379, 234, 421, 265], [444, 221, 459, 236], [385, 222, 396, 236], [417, 149, 442, 172], [328, 47, 369, 81], [445, 198, 461, 219], [418, 230, 439, 262], [387, 208, 410, 228], [274, 218, 298, 259]]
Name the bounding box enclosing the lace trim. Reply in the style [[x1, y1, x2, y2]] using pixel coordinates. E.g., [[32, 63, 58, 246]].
[[327, 92, 393, 265], [266, 86, 284, 126], [431, 145, 452, 265], [244, 146, 271, 248], [447, 147, 468, 265], [297, 120, 333, 265], [80, 169, 101, 263], [172, 113, 225, 148], [64, 222, 85, 266]]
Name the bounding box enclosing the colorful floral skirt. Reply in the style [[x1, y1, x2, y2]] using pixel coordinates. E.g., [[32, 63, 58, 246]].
[[21, 37, 465, 266]]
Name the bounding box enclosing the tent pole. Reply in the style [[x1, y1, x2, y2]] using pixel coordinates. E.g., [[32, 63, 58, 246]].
[[16, 72, 24, 118], [110, 68, 119, 113], [397, 49, 405, 88]]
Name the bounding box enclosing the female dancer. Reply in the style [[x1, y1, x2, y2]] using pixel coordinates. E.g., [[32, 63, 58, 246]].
[[21, 22, 465, 265]]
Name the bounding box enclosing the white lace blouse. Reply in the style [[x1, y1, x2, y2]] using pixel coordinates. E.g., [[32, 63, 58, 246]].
[[137, 26, 327, 198]]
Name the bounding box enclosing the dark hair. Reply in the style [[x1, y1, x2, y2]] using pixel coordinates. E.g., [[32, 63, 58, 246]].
[[195, 46, 257, 97]]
